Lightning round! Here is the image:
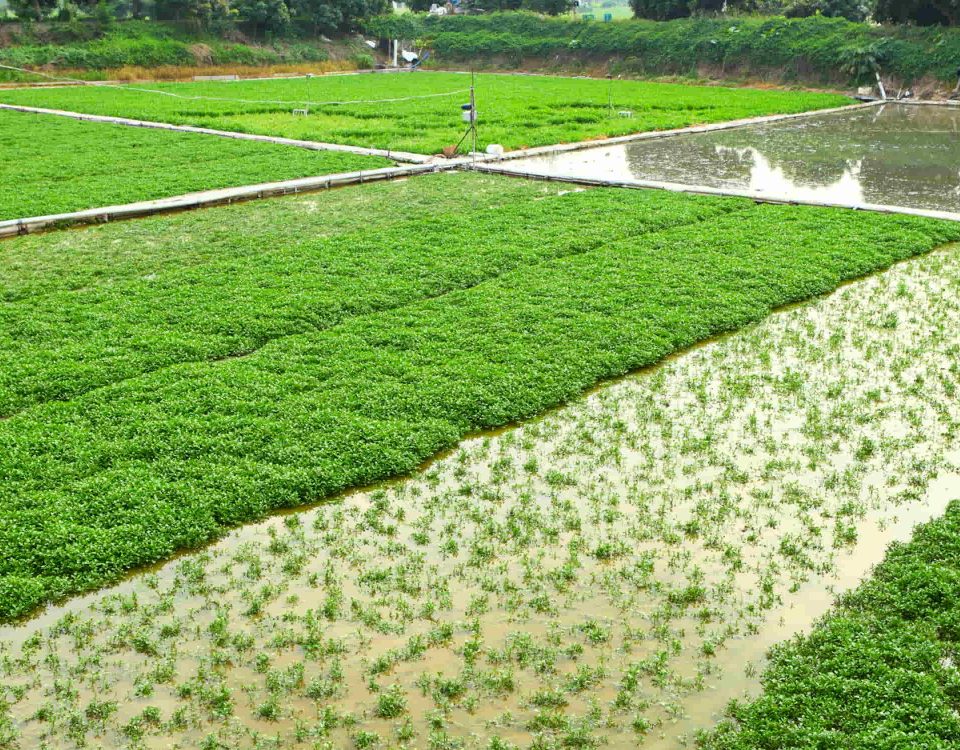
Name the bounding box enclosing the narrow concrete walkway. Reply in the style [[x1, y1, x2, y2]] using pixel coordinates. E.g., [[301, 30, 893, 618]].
[[0, 161, 466, 238], [469, 162, 960, 223], [0, 102, 434, 163]]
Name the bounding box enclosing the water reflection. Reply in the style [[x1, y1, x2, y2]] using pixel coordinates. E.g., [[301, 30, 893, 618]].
[[711, 145, 867, 205], [503, 104, 960, 214]]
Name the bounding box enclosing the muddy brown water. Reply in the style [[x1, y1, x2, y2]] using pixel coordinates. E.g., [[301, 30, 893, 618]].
[[2, 245, 960, 749], [497, 103, 960, 215]]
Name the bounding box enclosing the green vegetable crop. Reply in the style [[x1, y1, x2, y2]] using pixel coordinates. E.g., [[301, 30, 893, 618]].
[[0, 72, 851, 155], [0, 109, 390, 221], [1, 172, 958, 620]]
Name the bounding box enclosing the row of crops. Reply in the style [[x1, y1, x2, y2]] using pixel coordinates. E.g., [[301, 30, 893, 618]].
[[0, 72, 851, 158], [0, 109, 390, 221]]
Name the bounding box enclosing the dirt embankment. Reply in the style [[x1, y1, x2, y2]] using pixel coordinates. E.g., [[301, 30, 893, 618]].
[[429, 54, 959, 100]]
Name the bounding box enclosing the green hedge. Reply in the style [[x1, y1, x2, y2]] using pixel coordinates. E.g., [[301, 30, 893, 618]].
[[398, 12, 960, 84]]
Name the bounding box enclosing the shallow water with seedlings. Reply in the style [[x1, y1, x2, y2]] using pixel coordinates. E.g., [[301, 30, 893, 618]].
[[2, 244, 960, 750], [498, 104, 960, 215]]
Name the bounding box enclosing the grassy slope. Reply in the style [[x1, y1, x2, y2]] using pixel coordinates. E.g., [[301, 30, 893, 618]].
[[2, 173, 960, 620], [0, 109, 390, 220], [417, 13, 960, 86], [0, 73, 851, 154], [0, 20, 337, 81], [700, 500, 960, 749]]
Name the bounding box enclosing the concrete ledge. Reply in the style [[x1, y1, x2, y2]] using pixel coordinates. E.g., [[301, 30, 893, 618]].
[[479, 100, 883, 164], [0, 161, 466, 239], [471, 162, 960, 224], [0, 102, 435, 164]]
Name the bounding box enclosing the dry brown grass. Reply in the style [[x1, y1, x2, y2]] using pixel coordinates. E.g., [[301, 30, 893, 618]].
[[103, 60, 363, 82], [0, 60, 366, 86]]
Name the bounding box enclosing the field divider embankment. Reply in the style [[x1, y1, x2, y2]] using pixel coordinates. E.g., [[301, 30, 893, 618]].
[[0, 160, 467, 238], [479, 100, 882, 164], [0, 102, 434, 164], [469, 162, 960, 224]]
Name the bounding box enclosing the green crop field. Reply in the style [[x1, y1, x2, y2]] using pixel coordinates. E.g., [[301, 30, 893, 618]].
[[1, 171, 959, 621], [0, 72, 851, 155], [0, 109, 391, 221]]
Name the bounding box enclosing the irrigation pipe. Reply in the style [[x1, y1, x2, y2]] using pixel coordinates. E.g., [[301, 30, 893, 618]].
[[0, 161, 467, 239], [469, 162, 960, 224], [0, 103, 434, 163], [481, 100, 884, 164]]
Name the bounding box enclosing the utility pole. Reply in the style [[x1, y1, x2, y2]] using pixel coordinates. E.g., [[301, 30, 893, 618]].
[[470, 70, 477, 157], [455, 71, 479, 157]]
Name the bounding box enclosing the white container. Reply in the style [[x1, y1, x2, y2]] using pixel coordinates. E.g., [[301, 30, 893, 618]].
[[485, 144, 504, 156]]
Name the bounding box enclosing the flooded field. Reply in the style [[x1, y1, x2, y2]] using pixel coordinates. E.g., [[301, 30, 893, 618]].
[[497, 104, 960, 215], [2, 243, 960, 750]]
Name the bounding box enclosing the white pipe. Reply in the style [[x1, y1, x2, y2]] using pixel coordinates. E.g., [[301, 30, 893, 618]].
[[0, 161, 468, 239], [876, 71, 887, 101], [0, 103, 433, 163], [482, 101, 884, 164], [470, 163, 960, 224]]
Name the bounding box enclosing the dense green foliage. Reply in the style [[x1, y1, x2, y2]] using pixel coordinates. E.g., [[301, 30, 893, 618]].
[[3, 0, 388, 35], [0, 72, 850, 153], [0, 21, 335, 78], [2, 172, 959, 620], [628, 0, 723, 22], [413, 13, 960, 84], [0, 108, 389, 220], [701, 499, 960, 748], [406, 0, 576, 14], [628, 0, 870, 22], [777, 0, 870, 21]]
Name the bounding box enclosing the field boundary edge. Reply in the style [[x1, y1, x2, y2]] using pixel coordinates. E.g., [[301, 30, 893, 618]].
[[0, 102, 435, 164]]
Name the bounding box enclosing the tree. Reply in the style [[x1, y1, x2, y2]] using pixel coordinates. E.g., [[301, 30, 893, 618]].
[[154, 0, 231, 22], [234, 0, 292, 34], [629, 0, 722, 20], [873, 0, 959, 25], [473, 0, 524, 10], [293, 0, 388, 33], [629, 0, 690, 20], [522, 0, 576, 13], [8, 0, 57, 20], [782, 0, 869, 21], [725, 0, 789, 11], [726, 0, 869, 18]]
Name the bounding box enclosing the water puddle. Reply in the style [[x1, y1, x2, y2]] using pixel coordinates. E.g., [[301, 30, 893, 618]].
[[497, 104, 960, 215], [2, 245, 960, 749]]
